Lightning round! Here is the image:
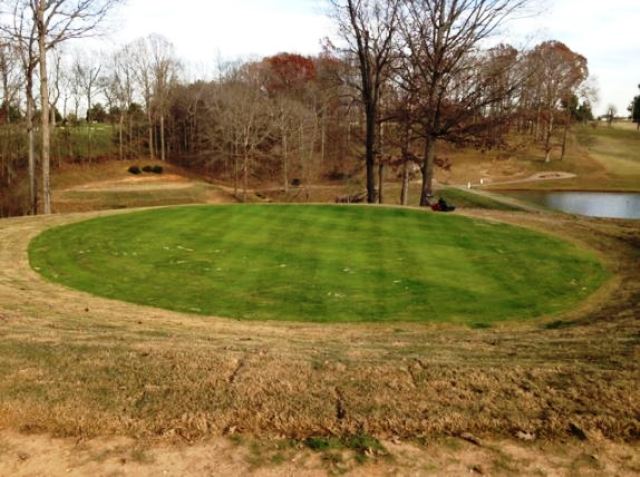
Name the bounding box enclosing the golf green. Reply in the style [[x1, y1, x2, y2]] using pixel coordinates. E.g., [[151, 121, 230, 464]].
[[29, 205, 607, 323]]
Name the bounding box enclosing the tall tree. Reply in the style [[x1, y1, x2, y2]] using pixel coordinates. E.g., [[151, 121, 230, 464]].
[[105, 45, 135, 160], [400, 0, 530, 205], [331, 0, 400, 203], [130, 37, 155, 160], [529, 41, 588, 162], [73, 51, 102, 160], [263, 53, 317, 192], [28, 0, 122, 214], [148, 34, 179, 162]]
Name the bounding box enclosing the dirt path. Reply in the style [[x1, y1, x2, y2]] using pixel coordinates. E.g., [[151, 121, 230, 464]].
[[458, 171, 578, 189], [0, 207, 638, 475], [2, 429, 639, 476]]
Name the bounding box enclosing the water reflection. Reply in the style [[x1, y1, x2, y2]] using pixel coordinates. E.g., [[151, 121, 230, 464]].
[[499, 191, 640, 219]]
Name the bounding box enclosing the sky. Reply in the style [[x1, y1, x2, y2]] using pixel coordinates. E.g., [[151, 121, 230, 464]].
[[98, 0, 639, 116]]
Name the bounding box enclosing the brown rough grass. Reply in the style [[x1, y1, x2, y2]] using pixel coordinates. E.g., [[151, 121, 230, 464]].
[[0, 206, 638, 448]]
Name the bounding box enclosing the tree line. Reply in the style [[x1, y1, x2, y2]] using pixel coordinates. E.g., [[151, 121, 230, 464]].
[[0, 0, 597, 217]]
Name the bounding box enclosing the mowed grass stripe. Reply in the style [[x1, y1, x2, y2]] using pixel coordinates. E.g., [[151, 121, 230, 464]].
[[29, 205, 609, 323]]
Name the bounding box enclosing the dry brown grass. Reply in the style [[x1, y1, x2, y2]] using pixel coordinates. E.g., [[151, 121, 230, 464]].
[[0, 207, 638, 447]]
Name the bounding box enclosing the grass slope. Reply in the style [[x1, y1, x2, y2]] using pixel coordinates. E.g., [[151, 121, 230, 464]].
[[29, 205, 607, 323]]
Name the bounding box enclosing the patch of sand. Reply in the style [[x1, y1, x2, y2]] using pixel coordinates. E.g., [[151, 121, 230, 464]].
[[1, 430, 638, 476]]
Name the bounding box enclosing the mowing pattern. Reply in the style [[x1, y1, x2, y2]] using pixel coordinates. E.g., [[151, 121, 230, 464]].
[[29, 205, 606, 323]]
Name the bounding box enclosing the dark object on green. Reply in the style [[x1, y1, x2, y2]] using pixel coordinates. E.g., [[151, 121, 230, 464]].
[[128, 166, 141, 175], [432, 198, 456, 212]]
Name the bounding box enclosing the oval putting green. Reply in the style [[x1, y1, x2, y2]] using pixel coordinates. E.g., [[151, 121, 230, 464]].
[[29, 205, 607, 324]]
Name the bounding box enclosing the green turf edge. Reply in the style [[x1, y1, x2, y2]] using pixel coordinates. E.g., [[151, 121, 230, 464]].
[[28, 204, 610, 324]]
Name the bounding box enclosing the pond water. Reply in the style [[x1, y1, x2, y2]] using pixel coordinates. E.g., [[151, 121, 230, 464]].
[[499, 191, 640, 219]]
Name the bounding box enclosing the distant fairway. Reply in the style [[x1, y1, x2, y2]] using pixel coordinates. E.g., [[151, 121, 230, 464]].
[[29, 205, 607, 323]]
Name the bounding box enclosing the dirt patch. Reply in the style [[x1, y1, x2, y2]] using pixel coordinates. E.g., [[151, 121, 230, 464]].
[[63, 174, 192, 192], [1, 431, 639, 476]]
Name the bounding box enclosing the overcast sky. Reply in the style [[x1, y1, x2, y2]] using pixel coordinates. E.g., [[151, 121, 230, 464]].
[[102, 0, 639, 115]]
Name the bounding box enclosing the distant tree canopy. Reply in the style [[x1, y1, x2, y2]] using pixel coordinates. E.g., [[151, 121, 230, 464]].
[[564, 95, 594, 122], [87, 103, 107, 123]]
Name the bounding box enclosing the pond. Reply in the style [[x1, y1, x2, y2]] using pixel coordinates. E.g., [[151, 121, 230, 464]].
[[498, 191, 640, 219]]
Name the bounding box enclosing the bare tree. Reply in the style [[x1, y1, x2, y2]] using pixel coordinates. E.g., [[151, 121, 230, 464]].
[[0, 41, 21, 191], [148, 34, 179, 162], [105, 45, 135, 160], [28, 0, 122, 214], [400, 0, 530, 206], [130, 37, 155, 160], [73, 51, 102, 160], [0, 0, 39, 213], [330, 0, 400, 203], [204, 68, 275, 201], [528, 41, 588, 162], [47, 47, 66, 165]]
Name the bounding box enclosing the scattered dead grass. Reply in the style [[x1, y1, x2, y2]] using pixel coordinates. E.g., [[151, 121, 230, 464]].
[[0, 205, 638, 474]]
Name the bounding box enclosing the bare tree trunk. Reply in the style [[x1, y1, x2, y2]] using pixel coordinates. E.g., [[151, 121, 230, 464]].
[[544, 114, 554, 163], [282, 130, 289, 193], [377, 117, 385, 204], [233, 157, 238, 197], [420, 136, 436, 206], [320, 110, 326, 165], [378, 161, 385, 204], [401, 158, 410, 206], [160, 114, 166, 161], [128, 115, 133, 158], [242, 151, 248, 202], [118, 112, 124, 160], [147, 110, 155, 159], [400, 121, 411, 206], [307, 113, 318, 197], [37, 3, 51, 215], [50, 104, 59, 167], [560, 115, 569, 161], [364, 103, 377, 203], [26, 78, 37, 215], [86, 90, 93, 161]]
